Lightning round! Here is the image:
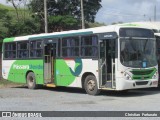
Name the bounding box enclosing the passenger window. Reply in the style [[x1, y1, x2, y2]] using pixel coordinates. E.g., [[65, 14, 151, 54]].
[[17, 42, 29, 58], [62, 37, 79, 57], [4, 42, 16, 59], [30, 40, 43, 58], [81, 35, 98, 57]]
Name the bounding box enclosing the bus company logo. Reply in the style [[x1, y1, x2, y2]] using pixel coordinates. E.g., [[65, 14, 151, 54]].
[[13, 64, 43, 70], [69, 59, 82, 76], [13, 64, 29, 70]]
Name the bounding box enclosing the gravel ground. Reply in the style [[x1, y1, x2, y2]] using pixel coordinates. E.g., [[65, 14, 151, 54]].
[[0, 86, 160, 120]]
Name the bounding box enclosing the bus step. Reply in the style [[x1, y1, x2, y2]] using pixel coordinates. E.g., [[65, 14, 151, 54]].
[[45, 84, 56, 88], [105, 81, 112, 88]]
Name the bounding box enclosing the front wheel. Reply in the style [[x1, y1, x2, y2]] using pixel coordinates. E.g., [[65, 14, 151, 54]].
[[84, 75, 100, 95], [27, 72, 37, 89]]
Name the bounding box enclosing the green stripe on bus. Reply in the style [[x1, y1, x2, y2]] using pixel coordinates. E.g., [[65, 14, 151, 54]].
[[29, 31, 93, 40], [118, 23, 140, 27], [3, 37, 15, 42]]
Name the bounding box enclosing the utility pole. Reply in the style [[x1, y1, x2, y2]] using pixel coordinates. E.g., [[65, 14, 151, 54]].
[[154, 5, 156, 21], [80, 0, 85, 29], [44, 0, 48, 33]]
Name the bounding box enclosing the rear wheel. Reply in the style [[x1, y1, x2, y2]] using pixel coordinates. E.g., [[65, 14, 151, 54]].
[[27, 72, 37, 89], [84, 75, 100, 95]]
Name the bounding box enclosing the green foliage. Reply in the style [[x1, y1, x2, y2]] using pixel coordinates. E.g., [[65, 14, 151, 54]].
[[0, 3, 14, 10], [7, 19, 41, 37], [29, 0, 102, 31], [0, 0, 103, 39], [0, 2, 40, 39], [112, 21, 123, 25], [0, 7, 11, 40], [86, 22, 106, 28], [48, 15, 78, 32]]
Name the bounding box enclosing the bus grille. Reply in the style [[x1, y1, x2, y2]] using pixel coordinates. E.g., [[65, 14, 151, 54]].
[[131, 68, 156, 80]]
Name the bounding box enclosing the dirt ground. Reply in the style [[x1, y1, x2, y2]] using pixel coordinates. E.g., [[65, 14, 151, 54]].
[[0, 79, 25, 89]]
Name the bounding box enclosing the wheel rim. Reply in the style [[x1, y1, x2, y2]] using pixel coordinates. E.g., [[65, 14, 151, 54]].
[[87, 79, 96, 91], [28, 76, 34, 86]]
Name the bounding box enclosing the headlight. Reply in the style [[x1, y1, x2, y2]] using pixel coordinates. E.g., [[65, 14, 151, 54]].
[[124, 72, 132, 80]]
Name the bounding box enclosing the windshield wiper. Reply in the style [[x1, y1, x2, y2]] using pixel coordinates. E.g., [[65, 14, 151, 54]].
[[143, 38, 149, 52]]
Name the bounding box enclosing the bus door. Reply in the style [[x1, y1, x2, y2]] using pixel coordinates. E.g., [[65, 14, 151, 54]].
[[44, 40, 58, 84], [99, 39, 116, 88]]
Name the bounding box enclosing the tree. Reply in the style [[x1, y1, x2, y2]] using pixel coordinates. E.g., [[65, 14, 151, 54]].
[[7, 19, 41, 37], [48, 15, 78, 32], [7, 0, 29, 22], [29, 0, 102, 31], [86, 22, 106, 28], [112, 21, 123, 25], [0, 7, 11, 40], [4, 0, 41, 36]]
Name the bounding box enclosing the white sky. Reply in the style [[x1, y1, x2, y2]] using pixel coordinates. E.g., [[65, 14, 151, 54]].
[[0, 0, 160, 25], [95, 0, 160, 24], [0, 0, 11, 5]]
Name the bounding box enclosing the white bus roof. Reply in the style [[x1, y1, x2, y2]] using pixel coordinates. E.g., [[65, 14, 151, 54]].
[[3, 24, 154, 42], [121, 22, 160, 33]]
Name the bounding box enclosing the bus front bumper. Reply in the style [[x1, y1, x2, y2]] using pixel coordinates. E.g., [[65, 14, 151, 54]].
[[116, 78, 158, 90]]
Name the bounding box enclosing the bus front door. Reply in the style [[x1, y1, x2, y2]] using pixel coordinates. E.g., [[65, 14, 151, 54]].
[[44, 42, 57, 84], [99, 39, 116, 88]]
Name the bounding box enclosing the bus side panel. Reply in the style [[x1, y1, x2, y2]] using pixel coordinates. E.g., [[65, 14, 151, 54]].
[[2, 60, 15, 82], [68, 59, 99, 88], [55, 59, 79, 86], [6, 60, 44, 84], [55, 59, 98, 88]]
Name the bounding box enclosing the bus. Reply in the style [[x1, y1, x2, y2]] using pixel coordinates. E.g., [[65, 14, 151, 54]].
[[155, 33, 160, 82], [121, 22, 160, 85], [2, 25, 158, 95]]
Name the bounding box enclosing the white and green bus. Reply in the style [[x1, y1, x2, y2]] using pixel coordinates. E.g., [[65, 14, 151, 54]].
[[155, 33, 160, 81], [2, 25, 158, 95]]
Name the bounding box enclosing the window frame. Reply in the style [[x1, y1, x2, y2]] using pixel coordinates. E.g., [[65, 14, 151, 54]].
[[17, 41, 29, 59], [80, 35, 98, 58], [61, 36, 80, 58], [3, 42, 17, 60], [29, 40, 43, 59]]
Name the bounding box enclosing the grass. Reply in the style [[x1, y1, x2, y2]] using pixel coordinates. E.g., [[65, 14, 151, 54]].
[[0, 79, 25, 89], [0, 3, 32, 23], [0, 3, 15, 10]]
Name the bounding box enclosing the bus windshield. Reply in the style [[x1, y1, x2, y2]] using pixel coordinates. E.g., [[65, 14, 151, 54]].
[[120, 38, 157, 68]]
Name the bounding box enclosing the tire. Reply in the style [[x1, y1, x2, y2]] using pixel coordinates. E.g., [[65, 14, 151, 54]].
[[27, 72, 37, 89], [84, 75, 100, 95]]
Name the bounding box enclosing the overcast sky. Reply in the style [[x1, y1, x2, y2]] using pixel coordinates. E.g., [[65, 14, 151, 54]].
[[96, 0, 160, 25], [0, 0, 160, 25]]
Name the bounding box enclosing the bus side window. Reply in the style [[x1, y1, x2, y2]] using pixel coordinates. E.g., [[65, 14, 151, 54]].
[[17, 41, 29, 59], [62, 37, 79, 57], [30, 40, 43, 58], [81, 35, 98, 57], [4, 43, 16, 59]]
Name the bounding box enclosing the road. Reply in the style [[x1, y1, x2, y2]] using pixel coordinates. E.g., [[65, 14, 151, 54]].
[[0, 86, 160, 119]]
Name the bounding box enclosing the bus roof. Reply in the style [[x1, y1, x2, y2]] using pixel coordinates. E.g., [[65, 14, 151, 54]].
[[119, 22, 160, 33], [3, 24, 153, 42]]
